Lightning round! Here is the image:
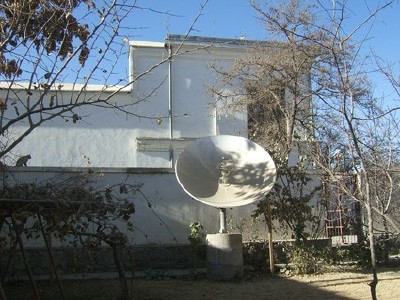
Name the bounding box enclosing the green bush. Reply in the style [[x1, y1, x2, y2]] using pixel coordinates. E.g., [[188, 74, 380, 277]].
[[242, 242, 269, 273], [188, 222, 205, 272], [287, 243, 320, 274]]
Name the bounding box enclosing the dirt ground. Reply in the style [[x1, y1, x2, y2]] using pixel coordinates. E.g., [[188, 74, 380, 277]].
[[4, 266, 400, 300]]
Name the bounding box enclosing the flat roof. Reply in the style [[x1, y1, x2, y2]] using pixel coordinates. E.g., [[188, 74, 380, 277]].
[[128, 41, 165, 48], [129, 34, 268, 49], [0, 81, 131, 93], [166, 34, 263, 46]]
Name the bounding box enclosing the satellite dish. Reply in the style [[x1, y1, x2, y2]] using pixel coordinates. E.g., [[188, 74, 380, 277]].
[[175, 135, 277, 208]]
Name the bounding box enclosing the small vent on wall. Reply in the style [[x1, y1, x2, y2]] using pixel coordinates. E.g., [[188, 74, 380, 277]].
[[136, 137, 197, 152]]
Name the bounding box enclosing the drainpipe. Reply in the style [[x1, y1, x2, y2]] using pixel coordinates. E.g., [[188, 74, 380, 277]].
[[167, 43, 174, 167]]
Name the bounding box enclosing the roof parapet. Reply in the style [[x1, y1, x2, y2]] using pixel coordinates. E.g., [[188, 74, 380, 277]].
[[165, 34, 265, 48]]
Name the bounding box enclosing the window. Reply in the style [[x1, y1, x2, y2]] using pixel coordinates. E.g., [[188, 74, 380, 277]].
[[247, 86, 286, 142]]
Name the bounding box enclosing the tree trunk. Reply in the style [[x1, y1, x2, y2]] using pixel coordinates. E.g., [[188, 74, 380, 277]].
[[11, 216, 41, 300], [265, 197, 275, 273], [109, 242, 129, 300], [1, 235, 17, 283], [365, 202, 378, 300], [382, 214, 390, 264], [38, 214, 66, 300], [0, 280, 7, 300]]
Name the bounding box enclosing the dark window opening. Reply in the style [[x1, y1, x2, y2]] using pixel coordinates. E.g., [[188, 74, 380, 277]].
[[247, 87, 285, 140]]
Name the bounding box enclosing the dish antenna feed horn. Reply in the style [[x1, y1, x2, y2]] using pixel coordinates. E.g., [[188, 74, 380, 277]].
[[175, 135, 277, 280]]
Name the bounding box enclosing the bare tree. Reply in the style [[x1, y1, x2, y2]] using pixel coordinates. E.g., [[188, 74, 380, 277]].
[[210, 2, 322, 245], [211, 0, 400, 296], [364, 75, 400, 262], [250, 0, 400, 298]]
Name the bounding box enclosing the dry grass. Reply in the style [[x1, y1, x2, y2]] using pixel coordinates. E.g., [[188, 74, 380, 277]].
[[3, 266, 400, 300]]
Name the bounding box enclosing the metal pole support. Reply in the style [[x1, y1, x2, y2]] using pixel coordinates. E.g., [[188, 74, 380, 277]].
[[219, 208, 227, 233]]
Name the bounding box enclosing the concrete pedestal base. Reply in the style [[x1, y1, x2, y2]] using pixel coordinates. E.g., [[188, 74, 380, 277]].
[[206, 233, 243, 280]]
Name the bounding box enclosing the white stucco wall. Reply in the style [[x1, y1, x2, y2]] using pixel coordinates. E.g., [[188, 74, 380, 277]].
[[0, 167, 267, 247], [0, 38, 251, 168]]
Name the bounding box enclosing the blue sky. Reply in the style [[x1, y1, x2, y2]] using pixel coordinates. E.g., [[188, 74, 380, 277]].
[[131, 0, 399, 51], [126, 0, 400, 102], [131, 0, 264, 41]]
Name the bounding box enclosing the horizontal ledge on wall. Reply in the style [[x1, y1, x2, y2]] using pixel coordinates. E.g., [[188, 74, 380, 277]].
[[136, 137, 197, 152], [2, 166, 175, 174]]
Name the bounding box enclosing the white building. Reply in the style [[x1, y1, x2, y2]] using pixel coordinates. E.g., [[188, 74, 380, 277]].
[[1, 35, 252, 168], [0, 35, 317, 247]]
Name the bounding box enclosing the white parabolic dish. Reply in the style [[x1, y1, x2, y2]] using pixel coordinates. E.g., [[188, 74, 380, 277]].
[[175, 135, 277, 208]]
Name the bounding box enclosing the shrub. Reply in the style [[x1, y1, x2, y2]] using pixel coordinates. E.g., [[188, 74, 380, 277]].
[[288, 243, 320, 274], [188, 222, 205, 272]]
